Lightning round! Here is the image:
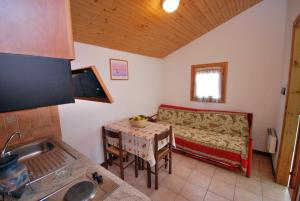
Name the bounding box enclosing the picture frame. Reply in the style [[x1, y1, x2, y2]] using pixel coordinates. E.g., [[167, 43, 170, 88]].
[[109, 58, 129, 80]]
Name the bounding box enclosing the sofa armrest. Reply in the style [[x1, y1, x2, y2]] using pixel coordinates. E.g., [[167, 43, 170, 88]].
[[148, 114, 158, 122], [247, 137, 253, 177]]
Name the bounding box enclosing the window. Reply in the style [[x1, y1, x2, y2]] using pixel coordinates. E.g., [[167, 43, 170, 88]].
[[190, 62, 228, 103]]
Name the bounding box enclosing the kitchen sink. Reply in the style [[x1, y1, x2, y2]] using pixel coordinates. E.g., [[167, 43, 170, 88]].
[[5, 138, 77, 182], [6, 140, 55, 161]]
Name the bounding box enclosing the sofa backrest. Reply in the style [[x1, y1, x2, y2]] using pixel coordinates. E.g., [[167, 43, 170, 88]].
[[157, 105, 250, 136]]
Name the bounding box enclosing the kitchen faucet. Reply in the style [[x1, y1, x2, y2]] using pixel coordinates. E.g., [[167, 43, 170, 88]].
[[1, 131, 22, 158]]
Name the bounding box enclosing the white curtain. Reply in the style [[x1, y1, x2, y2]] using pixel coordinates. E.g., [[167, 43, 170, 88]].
[[195, 69, 221, 102]]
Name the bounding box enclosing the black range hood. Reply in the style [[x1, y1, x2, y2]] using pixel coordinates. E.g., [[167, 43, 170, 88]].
[[72, 66, 113, 103], [0, 53, 75, 113], [0, 54, 113, 113]]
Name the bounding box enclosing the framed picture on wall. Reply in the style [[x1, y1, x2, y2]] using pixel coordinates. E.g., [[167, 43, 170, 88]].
[[109, 58, 128, 80]]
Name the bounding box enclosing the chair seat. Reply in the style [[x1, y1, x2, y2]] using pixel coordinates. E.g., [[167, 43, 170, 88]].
[[106, 146, 128, 157], [157, 147, 170, 160]]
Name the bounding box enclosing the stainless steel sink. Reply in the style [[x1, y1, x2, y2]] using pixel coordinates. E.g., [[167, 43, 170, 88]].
[[6, 140, 55, 161], [6, 138, 77, 183]]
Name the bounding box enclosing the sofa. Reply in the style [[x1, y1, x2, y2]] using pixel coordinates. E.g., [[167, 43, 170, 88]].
[[151, 104, 253, 177]]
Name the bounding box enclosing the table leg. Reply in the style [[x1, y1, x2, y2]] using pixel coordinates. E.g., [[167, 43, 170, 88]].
[[141, 159, 145, 170], [147, 162, 151, 188], [108, 154, 113, 166], [134, 156, 138, 178], [138, 157, 145, 170]]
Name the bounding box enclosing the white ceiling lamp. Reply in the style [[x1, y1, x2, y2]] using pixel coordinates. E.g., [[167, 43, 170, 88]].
[[162, 0, 180, 13]]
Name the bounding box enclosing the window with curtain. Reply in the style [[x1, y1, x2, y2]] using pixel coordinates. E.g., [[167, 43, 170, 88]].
[[190, 62, 228, 103]]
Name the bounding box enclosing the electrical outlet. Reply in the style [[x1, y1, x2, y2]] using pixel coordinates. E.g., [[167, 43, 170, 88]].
[[281, 87, 286, 95]]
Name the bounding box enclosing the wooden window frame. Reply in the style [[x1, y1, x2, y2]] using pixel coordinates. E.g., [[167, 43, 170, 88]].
[[190, 62, 228, 103]]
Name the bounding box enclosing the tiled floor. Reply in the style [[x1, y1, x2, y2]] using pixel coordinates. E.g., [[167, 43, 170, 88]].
[[106, 153, 291, 201]]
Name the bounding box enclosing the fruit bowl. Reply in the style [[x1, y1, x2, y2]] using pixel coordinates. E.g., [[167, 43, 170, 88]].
[[129, 115, 148, 128]]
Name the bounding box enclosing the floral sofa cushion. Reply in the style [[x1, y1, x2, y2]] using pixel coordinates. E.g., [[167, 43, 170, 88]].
[[157, 124, 248, 159], [157, 107, 249, 137]]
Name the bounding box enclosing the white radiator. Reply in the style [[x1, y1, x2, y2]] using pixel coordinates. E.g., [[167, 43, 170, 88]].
[[267, 128, 277, 154]]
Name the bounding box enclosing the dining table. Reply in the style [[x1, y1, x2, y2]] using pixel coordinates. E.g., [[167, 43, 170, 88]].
[[103, 119, 176, 167]]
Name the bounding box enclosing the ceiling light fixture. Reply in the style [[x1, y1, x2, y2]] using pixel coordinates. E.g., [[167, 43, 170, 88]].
[[162, 0, 180, 13]]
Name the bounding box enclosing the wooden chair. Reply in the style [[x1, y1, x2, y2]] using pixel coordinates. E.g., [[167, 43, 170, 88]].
[[147, 126, 172, 189], [102, 127, 138, 180]]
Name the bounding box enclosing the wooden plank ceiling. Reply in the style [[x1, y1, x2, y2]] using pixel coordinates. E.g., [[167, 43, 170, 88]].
[[71, 0, 262, 58]]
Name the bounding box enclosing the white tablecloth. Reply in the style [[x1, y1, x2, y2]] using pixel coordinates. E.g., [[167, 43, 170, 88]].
[[104, 119, 176, 166]]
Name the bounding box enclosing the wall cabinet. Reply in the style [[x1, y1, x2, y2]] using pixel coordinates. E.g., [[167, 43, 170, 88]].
[[0, 0, 74, 59]]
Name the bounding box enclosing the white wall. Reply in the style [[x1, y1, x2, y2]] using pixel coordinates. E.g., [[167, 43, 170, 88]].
[[162, 0, 287, 152], [58, 42, 164, 164], [273, 0, 300, 169]]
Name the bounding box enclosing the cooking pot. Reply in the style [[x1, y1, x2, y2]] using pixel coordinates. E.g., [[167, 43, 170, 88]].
[[0, 154, 29, 198]]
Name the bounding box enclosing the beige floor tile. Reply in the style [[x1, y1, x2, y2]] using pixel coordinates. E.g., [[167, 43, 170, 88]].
[[236, 175, 262, 195], [261, 182, 290, 201], [180, 156, 198, 170], [108, 153, 292, 201], [234, 187, 263, 201], [174, 195, 190, 201], [132, 176, 154, 197], [156, 159, 170, 170], [124, 171, 142, 185], [213, 168, 237, 185], [179, 182, 207, 201], [172, 152, 185, 164], [161, 174, 186, 193], [173, 164, 193, 180], [107, 165, 120, 177], [151, 186, 177, 201], [147, 160, 169, 173], [262, 197, 278, 201], [194, 162, 216, 177], [260, 171, 275, 183], [107, 162, 137, 178], [204, 192, 230, 201], [250, 169, 261, 181], [208, 178, 235, 200], [187, 170, 212, 189], [143, 170, 169, 190]]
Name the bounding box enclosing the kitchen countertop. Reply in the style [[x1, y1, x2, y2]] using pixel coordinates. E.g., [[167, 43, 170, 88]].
[[5, 138, 151, 201]]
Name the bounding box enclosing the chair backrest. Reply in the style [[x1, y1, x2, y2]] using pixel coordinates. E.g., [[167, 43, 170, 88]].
[[154, 126, 172, 158], [102, 127, 122, 150]]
